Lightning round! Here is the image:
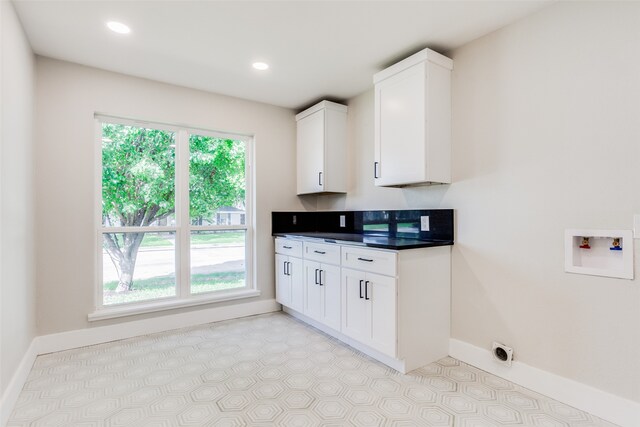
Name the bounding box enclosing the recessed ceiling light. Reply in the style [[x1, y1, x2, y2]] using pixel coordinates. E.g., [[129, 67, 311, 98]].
[[107, 21, 131, 35], [252, 62, 269, 71]]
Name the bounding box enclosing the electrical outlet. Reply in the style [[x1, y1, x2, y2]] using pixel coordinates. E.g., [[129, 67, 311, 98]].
[[420, 216, 430, 231], [340, 215, 346, 227]]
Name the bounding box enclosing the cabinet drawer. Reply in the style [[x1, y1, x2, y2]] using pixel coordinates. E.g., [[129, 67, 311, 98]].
[[342, 246, 397, 276], [304, 241, 341, 265], [275, 238, 303, 257]]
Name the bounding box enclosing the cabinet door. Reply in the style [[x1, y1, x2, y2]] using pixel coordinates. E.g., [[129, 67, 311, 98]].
[[341, 268, 370, 343], [304, 260, 322, 322], [297, 109, 325, 194], [275, 254, 291, 307], [375, 62, 426, 186], [320, 264, 341, 331], [289, 257, 304, 313], [368, 273, 397, 357]]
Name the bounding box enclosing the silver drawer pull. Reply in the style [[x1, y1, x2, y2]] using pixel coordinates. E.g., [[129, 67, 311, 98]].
[[314, 250, 326, 254], [283, 245, 292, 249], [357, 257, 374, 262]]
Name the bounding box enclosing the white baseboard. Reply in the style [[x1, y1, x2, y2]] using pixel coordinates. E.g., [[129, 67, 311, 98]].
[[449, 338, 640, 427], [0, 340, 38, 427], [36, 299, 280, 355]]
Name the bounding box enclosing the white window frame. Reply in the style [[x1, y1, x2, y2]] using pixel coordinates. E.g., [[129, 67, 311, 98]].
[[90, 114, 258, 321]]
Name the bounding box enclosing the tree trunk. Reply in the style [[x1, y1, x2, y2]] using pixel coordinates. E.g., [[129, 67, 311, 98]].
[[104, 232, 145, 293], [115, 256, 136, 293], [114, 232, 145, 292]]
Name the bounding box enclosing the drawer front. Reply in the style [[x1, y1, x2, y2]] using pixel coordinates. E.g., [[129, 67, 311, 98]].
[[342, 246, 397, 276], [275, 238, 303, 257], [304, 241, 341, 265]]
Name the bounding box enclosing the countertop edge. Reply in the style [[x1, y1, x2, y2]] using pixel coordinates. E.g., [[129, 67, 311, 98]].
[[273, 232, 454, 250]]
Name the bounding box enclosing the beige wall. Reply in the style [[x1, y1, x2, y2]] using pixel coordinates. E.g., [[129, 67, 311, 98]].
[[0, 0, 36, 395], [35, 58, 302, 334], [320, 2, 640, 402]]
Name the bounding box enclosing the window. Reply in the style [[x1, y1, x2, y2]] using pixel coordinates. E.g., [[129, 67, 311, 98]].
[[96, 116, 254, 314]]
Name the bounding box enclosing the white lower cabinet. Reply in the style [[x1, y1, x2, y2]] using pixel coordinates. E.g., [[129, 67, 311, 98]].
[[342, 268, 396, 357], [275, 253, 291, 306], [275, 238, 304, 313], [275, 236, 451, 374], [304, 261, 341, 331], [275, 254, 304, 312]]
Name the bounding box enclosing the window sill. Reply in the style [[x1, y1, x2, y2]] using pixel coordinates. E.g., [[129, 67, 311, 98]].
[[88, 289, 261, 322]]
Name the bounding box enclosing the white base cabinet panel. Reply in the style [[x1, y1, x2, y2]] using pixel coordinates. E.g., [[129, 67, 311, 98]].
[[275, 238, 304, 313], [304, 261, 341, 332], [275, 254, 304, 313], [395, 245, 451, 371], [341, 269, 396, 357], [275, 253, 292, 306]]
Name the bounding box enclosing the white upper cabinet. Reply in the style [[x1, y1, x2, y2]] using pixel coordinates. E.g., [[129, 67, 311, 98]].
[[373, 48, 453, 187], [296, 101, 348, 195]]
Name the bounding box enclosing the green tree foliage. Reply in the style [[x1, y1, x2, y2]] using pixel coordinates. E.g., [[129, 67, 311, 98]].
[[101, 123, 245, 293], [102, 124, 176, 227], [189, 135, 245, 224]]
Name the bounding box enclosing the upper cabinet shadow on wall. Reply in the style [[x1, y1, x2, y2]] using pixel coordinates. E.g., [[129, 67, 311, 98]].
[[374, 48, 453, 187], [296, 101, 348, 195]]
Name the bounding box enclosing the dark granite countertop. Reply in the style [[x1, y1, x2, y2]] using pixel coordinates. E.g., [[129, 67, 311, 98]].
[[272, 209, 454, 250], [273, 232, 453, 250]]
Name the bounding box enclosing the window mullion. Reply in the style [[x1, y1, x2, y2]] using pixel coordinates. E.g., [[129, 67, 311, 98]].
[[177, 130, 191, 298]]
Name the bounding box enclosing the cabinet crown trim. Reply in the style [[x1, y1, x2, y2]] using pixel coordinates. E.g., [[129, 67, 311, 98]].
[[373, 47, 453, 84], [295, 100, 348, 121]]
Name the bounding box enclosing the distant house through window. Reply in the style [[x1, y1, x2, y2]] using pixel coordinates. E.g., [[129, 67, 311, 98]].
[[215, 206, 245, 226], [96, 116, 253, 310]]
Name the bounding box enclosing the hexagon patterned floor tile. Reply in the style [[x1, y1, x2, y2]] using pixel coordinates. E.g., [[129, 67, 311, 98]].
[[7, 312, 617, 426]]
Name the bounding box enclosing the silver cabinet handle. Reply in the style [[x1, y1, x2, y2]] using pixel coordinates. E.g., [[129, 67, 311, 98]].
[[357, 257, 373, 262], [365, 281, 370, 300], [314, 250, 326, 255], [283, 245, 292, 249]]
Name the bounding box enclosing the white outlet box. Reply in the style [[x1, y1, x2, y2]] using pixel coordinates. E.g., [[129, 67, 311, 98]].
[[420, 216, 430, 231], [340, 215, 346, 227]]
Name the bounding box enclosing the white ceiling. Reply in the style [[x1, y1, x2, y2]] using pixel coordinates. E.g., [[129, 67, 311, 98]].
[[13, 0, 552, 110]]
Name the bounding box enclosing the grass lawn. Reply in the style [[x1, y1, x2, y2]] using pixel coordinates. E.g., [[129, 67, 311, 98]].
[[103, 271, 245, 305], [143, 232, 245, 247], [191, 231, 244, 245], [106, 231, 245, 251], [140, 233, 174, 247]]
